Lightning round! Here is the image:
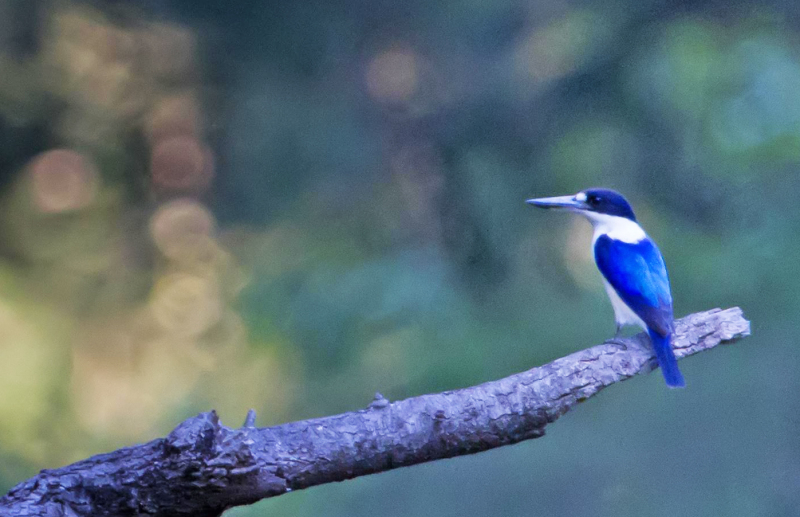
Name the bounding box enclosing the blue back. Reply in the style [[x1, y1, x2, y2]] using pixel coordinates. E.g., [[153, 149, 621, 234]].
[[594, 235, 673, 337]]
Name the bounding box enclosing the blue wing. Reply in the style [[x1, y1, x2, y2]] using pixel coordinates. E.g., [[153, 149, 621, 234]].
[[593, 235, 673, 337]]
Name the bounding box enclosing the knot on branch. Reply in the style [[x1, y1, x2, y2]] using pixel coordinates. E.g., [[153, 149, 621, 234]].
[[164, 411, 221, 456]]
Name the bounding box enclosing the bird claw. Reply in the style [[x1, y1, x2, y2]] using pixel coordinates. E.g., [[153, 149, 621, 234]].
[[605, 324, 629, 349], [605, 338, 628, 350]]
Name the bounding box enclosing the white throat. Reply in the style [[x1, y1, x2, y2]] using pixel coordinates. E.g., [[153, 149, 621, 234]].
[[581, 212, 646, 244]]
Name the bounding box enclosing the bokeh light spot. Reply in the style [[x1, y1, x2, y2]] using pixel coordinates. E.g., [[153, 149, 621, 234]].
[[150, 272, 222, 338], [366, 48, 419, 103], [29, 149, 99, 214], [150, 135, 214, 193]]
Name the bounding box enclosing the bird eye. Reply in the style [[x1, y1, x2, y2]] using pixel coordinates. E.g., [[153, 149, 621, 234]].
[[587, 194, 600, 206]]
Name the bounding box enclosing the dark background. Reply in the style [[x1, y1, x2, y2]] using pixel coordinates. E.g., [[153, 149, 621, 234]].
[[0, 0, 795, 515]]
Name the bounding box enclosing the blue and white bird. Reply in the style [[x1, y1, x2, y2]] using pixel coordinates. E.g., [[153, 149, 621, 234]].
[[526, 188, 685, 388]]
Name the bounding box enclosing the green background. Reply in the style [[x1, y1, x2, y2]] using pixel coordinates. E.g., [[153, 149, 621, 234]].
[[0, 0, 795, 515]]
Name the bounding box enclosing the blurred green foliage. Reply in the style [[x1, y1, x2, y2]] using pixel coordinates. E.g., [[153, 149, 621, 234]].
[[0, 0, 798, 516]]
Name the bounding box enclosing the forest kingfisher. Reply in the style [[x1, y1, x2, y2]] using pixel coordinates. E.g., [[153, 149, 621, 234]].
[[526, 188, 685, 388]]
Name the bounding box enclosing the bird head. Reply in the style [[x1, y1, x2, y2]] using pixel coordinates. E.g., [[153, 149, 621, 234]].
[[526, 188, 637, 222]]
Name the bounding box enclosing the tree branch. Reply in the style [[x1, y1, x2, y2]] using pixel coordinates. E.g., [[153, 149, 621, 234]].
[[0, 307, 750, 517]]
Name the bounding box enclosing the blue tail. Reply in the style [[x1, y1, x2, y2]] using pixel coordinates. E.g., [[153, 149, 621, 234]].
[[648, 329, 685, 388]]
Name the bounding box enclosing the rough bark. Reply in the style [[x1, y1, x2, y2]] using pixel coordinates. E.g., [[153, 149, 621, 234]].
[[0, 307, 750, 517]]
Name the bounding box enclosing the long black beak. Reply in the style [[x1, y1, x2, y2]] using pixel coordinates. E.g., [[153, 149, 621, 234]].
[[525, 195, 587, 210]]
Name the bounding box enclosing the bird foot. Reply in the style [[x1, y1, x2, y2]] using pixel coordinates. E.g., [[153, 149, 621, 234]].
[[605, 324, 629, 349], [605, 337, 629, 350]]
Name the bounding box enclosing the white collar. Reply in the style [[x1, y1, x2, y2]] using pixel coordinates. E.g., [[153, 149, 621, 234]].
[[581, 212, 646, 244]]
